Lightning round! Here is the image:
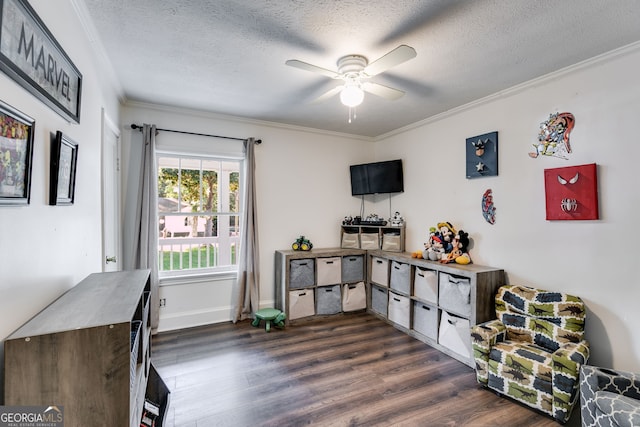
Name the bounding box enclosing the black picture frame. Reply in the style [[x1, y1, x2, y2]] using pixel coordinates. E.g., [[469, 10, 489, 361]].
[[0, 98, 34, 206], [0, 0, 82, 123], [49, 130, 78, 205], [466, 131, 498, 179]]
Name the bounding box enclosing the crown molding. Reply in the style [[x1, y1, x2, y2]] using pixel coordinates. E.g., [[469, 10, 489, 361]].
[[376, 40, 640, 142], [70, 0, 125, 103], [123, 100, 374, 142]]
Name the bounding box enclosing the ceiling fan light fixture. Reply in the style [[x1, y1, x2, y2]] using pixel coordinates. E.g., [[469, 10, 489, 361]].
[[340, 83, 364, 107]]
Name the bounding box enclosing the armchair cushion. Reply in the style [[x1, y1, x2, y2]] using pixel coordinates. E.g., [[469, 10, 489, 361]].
[[489, 341, 554, 395], [594, 392, 640, 427], [581, 365, 640, 427]]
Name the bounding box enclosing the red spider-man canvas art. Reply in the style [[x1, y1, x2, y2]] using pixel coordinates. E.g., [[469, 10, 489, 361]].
[[544, 163, 599, 220]]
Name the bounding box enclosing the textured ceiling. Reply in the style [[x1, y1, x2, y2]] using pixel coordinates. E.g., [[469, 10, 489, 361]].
[[80, 0, 640, 138]]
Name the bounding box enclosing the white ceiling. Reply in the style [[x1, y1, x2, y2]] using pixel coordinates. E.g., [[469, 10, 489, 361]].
[[80, 0, 640, 138]]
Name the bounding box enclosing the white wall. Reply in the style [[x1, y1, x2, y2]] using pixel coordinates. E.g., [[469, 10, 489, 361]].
[[122, 45, 640, 372], [0, 0, 122, 402], [121, 102, 375, 331], [2, 5, 637, 405], [375, 44, 640, 372]]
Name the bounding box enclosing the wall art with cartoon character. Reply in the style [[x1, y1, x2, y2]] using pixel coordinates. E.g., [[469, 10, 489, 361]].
[[530, 112, 575, 160], [544, 163, 599, 220], [466, 131, 498, 178]]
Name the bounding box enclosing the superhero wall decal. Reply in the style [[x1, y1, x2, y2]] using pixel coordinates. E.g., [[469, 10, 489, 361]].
[[530, 112, 575, 160], [466, 131, 498, 178], [544, 163, 599, 220]]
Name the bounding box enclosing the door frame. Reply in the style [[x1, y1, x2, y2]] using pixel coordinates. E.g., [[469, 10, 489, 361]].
[[101, 108, 121, 271]]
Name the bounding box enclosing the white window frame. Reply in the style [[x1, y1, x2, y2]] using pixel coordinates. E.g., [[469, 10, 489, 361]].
[[156, 151, 243, 280]]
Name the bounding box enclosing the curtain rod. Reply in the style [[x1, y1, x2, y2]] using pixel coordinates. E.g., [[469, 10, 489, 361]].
[[130, 124, 261, 144]]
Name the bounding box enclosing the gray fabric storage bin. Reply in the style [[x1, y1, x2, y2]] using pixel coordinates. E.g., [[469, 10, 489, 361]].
[[341, 255, 364, 283], [316, 257, 341, 286], [289, 289, 315, 319], [316, 285, 342, 315], [371, 285, 388, 317], [413, 301, 438, 340], [289, 259, 315, 289], [390, 261, 411, 295], [371, 257, 389, 287], [438, 310, 472, 359], [388, 292, 410, 329], [414, 267, 438, 303], [438, 272, 471, 316], [342, 282, 366, 312]]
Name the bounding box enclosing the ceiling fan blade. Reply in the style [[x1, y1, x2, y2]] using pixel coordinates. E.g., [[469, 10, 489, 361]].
[[312, 85, 344, 103], [285, 59, 341, 79], [362, 82, 405, 100], [364, 45, 417, 76]]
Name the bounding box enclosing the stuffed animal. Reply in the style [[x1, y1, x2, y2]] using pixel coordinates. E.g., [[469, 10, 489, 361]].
[[437, 221, 457, 253], [440, 230, 472, 264], [425, 232, 445, 261], [422, 227, 436, 259]]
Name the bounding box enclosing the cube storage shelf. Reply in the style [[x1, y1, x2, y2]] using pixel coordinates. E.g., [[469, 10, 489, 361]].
[[366, 250, 504, 368], [275, 248, 368, 323], [4, 270, 170, 427], [340, 224, 405, 252]]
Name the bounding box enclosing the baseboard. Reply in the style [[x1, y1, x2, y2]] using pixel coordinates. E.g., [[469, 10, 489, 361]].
[[157, 306, 231, 332], [157, 300, 276, 332]]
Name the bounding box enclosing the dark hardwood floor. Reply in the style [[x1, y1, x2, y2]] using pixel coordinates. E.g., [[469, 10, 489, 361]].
[[152, 312, 580, 427]]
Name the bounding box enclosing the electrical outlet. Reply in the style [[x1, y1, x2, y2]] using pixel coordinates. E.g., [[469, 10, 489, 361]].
[[159, 298, 166, 307]]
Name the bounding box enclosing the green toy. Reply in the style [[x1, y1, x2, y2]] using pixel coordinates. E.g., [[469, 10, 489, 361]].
[[251, 308, 286, 332], [291, 235, 313, 251]]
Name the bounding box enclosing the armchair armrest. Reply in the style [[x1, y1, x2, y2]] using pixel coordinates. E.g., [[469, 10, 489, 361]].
[[550, 340, 590, 420], [581, 365, 640, 427], [470, 320, 506, 384], [552, 340, 590, 377]]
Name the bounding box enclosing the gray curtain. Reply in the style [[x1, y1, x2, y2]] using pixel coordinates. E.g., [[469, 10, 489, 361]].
[[232, 138, 260, 322], [132, 124, 160, 330]]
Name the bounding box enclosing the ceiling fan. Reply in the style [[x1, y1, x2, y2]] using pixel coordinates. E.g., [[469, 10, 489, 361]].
[[285, 45, 417, 119]]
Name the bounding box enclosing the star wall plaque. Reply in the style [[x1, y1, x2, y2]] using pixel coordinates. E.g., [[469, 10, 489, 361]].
[[466, 131, 498, 179]]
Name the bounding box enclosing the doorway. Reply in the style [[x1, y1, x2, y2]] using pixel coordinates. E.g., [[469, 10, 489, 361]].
[[101, 109, 121, 272]]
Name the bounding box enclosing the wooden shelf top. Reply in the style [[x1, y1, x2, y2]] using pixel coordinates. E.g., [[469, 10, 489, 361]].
[[276, 247, 366, 259], [367, 250, 503, 274], [7, 269, 150, 339]]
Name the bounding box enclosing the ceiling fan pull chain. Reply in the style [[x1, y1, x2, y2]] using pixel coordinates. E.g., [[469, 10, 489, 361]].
[[348, 106, 358, 124]]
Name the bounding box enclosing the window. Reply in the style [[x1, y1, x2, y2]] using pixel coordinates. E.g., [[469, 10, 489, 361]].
[[157, 154, 242, 277]]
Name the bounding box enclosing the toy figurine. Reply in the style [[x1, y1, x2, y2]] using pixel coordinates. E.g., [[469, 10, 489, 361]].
[[390, 211, 405, 226], [292, 235, 313, 251]]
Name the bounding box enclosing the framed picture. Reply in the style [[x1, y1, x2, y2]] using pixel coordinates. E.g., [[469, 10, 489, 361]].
[[49, 131, 78, 205], [0, 0, 82, 123], [544, 163, 599, 220], [466, 131, 498, 178], [0, 99, 34, 206]]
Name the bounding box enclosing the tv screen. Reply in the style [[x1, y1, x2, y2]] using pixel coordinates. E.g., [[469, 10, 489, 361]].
[[350, 159, 404, 195]]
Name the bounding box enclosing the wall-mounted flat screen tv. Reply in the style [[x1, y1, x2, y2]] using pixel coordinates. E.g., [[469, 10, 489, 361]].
[[350, 159, 404, 195]]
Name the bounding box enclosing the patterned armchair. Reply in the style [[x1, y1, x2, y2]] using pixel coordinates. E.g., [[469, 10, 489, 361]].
[[470, 285, 590, 423], [580, 365, 640, 427]]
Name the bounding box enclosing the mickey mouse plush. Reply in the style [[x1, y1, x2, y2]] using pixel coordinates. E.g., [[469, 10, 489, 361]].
[[440, 230, 472, 265]]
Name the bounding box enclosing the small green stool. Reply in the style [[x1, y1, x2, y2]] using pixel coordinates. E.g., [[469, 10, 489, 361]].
[[252, 308, 286, 332]]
